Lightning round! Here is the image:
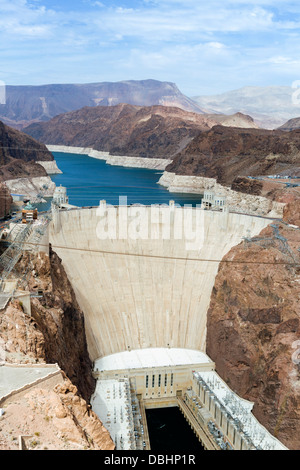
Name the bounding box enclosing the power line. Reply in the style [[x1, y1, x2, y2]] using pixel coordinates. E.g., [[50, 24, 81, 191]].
[[0, 147, 51, 152], [0, 238, 298, 266]]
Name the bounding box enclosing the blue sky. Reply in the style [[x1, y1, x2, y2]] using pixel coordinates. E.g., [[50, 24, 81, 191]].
[[1, 0, 300, 95]]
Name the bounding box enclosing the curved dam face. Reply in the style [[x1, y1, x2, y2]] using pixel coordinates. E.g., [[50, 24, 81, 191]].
[[49, 204, 271, 361]]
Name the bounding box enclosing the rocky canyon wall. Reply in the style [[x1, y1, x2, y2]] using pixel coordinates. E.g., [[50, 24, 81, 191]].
[[1, 247, 95, 402], [206, 198, 300, 450], [0, 183, 12, 219], [0, 243, 116, 450]]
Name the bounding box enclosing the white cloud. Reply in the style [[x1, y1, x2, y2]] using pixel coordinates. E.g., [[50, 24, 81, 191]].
[[91, 3, 276, 39], [1, 0, 300, 93], [206, 42, 226, 50], [0, 0, 56, 38]]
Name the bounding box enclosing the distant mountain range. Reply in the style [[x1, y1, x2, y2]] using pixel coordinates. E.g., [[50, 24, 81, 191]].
[[2, 79, 300, 131], [0, 79, 204, 130], [192, 86, 300, 129]]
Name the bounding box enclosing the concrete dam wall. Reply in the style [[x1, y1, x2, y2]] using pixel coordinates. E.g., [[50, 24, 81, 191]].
[[49, 205, 271, 361]]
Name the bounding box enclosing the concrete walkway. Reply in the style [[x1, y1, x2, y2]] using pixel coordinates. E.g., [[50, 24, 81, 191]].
[[0, 364, 60, 400]]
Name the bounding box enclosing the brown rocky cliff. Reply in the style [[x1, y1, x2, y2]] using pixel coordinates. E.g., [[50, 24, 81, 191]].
[[0, 120, 53, 164], [166, 125, 300, 185], [283, 196, 300, 226], [0, 376, 114, 450], [0, 246, 116, 450], [54, 380, 115, 450], [24, 103, 217, 159], [205, 112, 259, 129], [0, 120, 53, 182], [1, 247, 95, 402], [206, 204, 300, 450], [278, 117, 300, 132], [0, 183, 12, 219], [231, 176, 264, 196]]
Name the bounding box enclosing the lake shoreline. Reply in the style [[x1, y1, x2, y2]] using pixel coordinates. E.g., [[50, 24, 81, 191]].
[[46, 145, 172, 171], [158, 171, 285, 217], [46, 147, 284, 218], [46, 151, 203, 209]]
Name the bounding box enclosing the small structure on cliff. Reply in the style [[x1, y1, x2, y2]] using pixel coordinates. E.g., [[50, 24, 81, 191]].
[[201, 191, 227, 211], [22, 202, 38, 224], [11, 194, 25, 203], [52, 185, 69, 207], [51, 185, 77, 211]]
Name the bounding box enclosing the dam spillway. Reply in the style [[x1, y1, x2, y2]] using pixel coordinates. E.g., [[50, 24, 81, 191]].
[[49, 203, 271, 361]]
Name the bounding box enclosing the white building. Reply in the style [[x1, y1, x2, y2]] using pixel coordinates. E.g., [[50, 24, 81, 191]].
[[52, 185, 69, 206], [201, 191, 227, 211], [51, 185, 77, 210]]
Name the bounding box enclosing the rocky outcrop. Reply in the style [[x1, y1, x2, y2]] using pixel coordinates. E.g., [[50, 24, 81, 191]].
[[165, 125, 300, 185], [231, 176, 264, 196], [4, 176, 56, 203], [0, 159, 48, 182], [0, 241, 117, 450], [158, 125, 300, 213], [205, 112, 259, 129], [24, 103, 218, 159], [36, 160, 62, 175], [0, 375, 114, 450], [1, 247, 95, 402], [0, 120, 55, 185], [206, 207, 300, 450], [0, 120, 53, 165], [0, 183, 12, 219], [0, 120, 60, 203], [283, 196, 300, 226], [277, 117, 300, 132], [158, 171, 285, 217]]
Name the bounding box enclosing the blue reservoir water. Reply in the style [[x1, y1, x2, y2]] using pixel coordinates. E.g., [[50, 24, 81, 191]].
[[40, 152, 203, 210]]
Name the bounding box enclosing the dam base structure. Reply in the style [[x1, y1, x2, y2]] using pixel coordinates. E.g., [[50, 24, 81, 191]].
[[49, 202, 287, 451]]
